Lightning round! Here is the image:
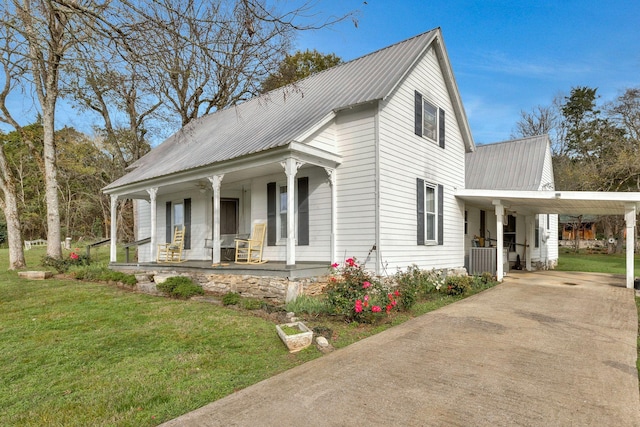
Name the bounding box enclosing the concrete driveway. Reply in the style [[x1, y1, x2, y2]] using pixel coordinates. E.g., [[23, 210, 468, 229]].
[[161, 271, 640, 426]]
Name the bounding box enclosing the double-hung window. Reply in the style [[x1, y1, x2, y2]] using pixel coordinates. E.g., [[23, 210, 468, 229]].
[[417, 178, 443, 246], [267, 177, 309, 247], [278, 184, 292, 242], [414, 90, 445, 148]]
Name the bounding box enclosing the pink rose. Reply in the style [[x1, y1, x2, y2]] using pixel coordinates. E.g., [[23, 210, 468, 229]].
[[355, 300, 363, 313], [362, 281, 371, 289], [346, 258, 355, 267], [331, 263, 339, 268], [371, 306, 381, 313]]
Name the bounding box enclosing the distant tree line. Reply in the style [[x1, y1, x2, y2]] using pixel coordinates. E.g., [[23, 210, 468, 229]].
[[513, 86, 640, 253], [0, 0, 353, 269]]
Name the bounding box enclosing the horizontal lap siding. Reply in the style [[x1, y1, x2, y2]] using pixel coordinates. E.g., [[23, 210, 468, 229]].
[[253, 168, 332, 263], [335, 107, 377, 262], [136, 199, 151, 262], [377, 46, 465, 271]]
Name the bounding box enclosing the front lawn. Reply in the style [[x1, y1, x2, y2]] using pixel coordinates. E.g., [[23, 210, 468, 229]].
[[556, 249, 640, 276], [0, 248, 492, 426]]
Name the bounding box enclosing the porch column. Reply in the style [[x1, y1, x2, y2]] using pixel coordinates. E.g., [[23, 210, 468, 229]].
[[325, 167, 337, 264], [625, 204, 636, 289], [493, 200, 505, 281], [110, 195, 118, 262], [147, 188, 158, 261], [209, 175, 224, 265], [525, 215, 534, 271], [282, 158, 302, 266]]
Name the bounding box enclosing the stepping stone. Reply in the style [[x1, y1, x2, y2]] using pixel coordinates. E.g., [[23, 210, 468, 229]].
[[18, 271, 53, 280]]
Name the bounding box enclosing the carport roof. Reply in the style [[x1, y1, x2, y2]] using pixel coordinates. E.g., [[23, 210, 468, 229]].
[[455, 189, 640, 216]]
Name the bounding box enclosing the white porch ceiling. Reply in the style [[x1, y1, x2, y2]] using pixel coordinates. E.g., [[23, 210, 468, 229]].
[[455, 189, 640, 216]]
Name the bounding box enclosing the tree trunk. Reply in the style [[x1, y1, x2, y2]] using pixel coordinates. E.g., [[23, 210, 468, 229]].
[[0, 156, 26, 269], [42, 109, 62, 259]]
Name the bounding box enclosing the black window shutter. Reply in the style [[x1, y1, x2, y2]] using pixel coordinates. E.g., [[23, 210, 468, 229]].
[[438, 108, 445, 149], [414, 91, 423, 136], [437, 184, 444, 245], [297, 177, 309, 246], [165, 201, 172, 242], [267, 182, 276, 246], [184, 198, 191, 249], [417, 178, 424, 245]]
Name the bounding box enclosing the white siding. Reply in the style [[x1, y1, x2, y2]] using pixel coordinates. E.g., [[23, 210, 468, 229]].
[[250, 167, 332, 262], [304, 122, 337, 153], [377, 45, 466, 271], [333, 106, 378, 264], [136, 199, 151, 262]]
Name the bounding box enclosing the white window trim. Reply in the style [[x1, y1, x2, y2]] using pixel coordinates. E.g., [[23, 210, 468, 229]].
[[424, 182, 438, 245], [276, 181, 298, 245], [422, 98, 439, 143]]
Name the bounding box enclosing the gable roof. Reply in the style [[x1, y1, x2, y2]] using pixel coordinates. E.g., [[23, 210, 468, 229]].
[[465, 135, 551, 191], [105, 28, 474, 192]]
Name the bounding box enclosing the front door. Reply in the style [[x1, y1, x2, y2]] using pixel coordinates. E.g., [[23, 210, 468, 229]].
[[220, 198, 239, 235]]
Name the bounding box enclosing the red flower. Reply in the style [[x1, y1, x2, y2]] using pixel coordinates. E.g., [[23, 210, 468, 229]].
[[331, 263, 339, 268], [372, 305, 381, 313], [346, 258, 356, 267], [362, 281, 371, 289], [386, 304, 393, 313], [394, 290, 400, 297], [70, 252, 79, 260], [355, 300, 363, 313]]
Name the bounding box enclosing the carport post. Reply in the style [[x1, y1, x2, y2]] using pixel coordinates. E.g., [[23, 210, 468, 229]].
[[493, 200, 505, 281], [525, 215, 534, 271], [625, 204, 636, 289]]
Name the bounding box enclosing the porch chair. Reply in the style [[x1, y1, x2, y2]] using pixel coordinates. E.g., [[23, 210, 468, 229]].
[[235, 223, 267, 264], [157, 226, 185, 263]]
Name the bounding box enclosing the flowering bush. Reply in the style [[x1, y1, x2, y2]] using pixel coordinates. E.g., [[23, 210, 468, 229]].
[[325, 257, 401, 323]]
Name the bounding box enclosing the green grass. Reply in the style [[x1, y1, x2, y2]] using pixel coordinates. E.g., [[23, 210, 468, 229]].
[[556, 249, 640, 276], [0, 249, 320, 426], [0, 247, 498, 426]]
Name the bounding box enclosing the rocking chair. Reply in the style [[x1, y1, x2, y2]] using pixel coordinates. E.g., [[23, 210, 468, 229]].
[[235, 223, 267, 264], [157, 226, 185, 263]]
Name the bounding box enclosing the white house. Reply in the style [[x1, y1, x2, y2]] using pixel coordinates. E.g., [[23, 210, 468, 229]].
[[104, 28, 640, 287]]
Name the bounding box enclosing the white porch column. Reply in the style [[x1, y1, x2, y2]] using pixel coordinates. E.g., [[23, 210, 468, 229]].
[[625, 204, 636, 289], [325, 167, 337, 264], [282, 158, 302, 266], [110, 195, 118, 262], [209, 175, 224, 265], [525, 215, 534, 271], [147, 188, 158, 261], [493, 200, 505, 281]]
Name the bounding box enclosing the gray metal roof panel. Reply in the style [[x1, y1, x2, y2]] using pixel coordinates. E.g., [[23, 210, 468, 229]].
[[465, 135, 549, 191], [105, 29, 449, 190]]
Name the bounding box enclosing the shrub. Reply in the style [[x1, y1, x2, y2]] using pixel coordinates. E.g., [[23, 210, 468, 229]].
[[71, 264, 136, 285], [285, 295, 331, 316], [241, 298, 265, 310], [325, 257, 400, 323], [157, 276, 203, 299], [443, 275, 472, 296], [41, 252, 90, 273], [222, 292, 241, 306]]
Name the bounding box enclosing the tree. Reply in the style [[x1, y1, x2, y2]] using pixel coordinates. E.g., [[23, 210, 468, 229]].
[[260, 49, 342, 93]]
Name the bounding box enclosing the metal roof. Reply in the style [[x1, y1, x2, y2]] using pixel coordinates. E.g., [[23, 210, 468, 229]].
[[465, 135, 550, 191], [105, 28, 474, 192]]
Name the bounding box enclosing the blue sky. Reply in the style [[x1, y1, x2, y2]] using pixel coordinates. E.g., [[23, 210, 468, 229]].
[[2, 1, 638, 145], [294, 0, 640, 144]]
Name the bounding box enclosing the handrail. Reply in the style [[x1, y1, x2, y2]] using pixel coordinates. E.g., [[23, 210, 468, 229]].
[[123, 237, 151, 263], [85, 238, 111, 258]]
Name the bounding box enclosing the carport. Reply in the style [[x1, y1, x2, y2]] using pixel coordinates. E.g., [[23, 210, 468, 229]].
[[455, 189, 640, 288]]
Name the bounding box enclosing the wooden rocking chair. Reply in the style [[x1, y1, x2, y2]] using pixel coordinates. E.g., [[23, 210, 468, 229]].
[[157, 226, 185, 263], [235, 223, 267, 264]]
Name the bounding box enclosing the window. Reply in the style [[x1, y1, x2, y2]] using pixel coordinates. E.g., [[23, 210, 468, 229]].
[[416, 178, 443, 245], [422, 99, 438, 141], [414, 91, 445, 148], [165, 199, 191, 249], [267, 178, 309, 246], [174, 202, 184, 228], [278, 185, 290, 241]]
